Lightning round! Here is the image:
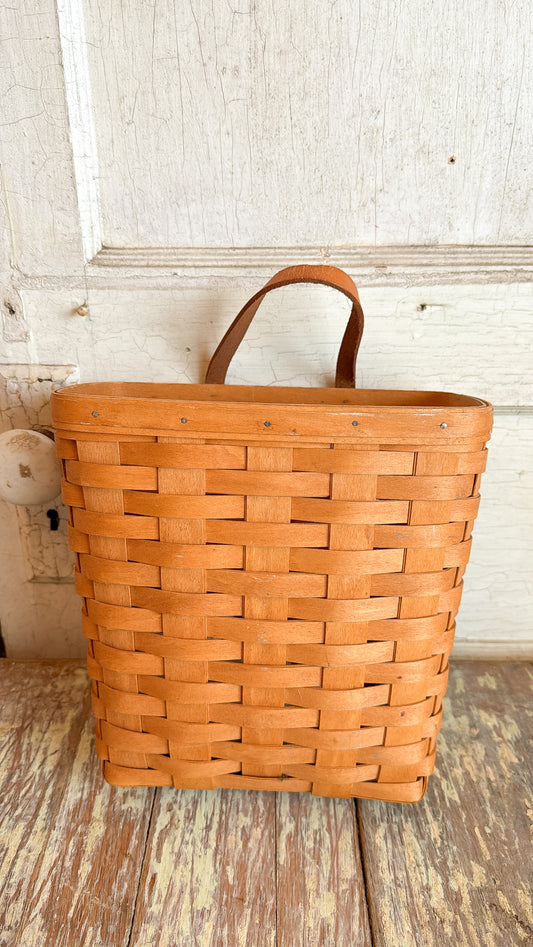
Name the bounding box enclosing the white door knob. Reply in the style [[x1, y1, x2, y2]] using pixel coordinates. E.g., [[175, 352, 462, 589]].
[[0, 429, 62, 505]]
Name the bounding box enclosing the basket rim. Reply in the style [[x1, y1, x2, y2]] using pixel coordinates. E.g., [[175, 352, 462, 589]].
[[51, 383, 493, 443], [52, 381, 491, 410]]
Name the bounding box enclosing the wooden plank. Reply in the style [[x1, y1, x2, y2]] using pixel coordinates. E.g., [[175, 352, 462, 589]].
[[14, 716, 154, 946], [358, 661, 533, 947], [0, 660, 153, 946], [129, 788, 277, 947], [0, 661, 88, 940], [276, 793, 372, 947]]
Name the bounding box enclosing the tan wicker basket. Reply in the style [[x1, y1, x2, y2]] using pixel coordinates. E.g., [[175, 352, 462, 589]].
[[52, 265, 492, 802]]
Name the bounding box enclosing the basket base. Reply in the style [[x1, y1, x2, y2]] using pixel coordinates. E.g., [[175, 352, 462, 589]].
[[101, 759, 429, 804]]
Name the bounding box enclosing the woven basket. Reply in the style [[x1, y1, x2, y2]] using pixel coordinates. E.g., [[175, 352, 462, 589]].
[[52, 265, 492, 802]]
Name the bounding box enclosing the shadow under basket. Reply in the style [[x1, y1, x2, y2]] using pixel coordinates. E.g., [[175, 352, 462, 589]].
[[51, 265, 492, 802]]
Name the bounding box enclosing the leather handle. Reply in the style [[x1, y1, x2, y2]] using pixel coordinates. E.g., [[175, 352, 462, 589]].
[[205, 264, 364, 388]]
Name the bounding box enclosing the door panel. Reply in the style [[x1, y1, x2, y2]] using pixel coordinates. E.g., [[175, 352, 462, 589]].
[[0, 0, 531, 656]]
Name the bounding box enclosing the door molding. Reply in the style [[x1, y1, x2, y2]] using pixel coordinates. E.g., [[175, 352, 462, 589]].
[[89, 245, 533, 285]]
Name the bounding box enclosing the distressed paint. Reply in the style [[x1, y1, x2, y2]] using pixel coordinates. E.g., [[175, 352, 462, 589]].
[[15, 503, 72, 582], [1, 1, 531, 272], [1, 661, 531, 945], [8, 283, 533, 404], [276, 793, 372, 946], [358, 661, 533, 947], [0, 364, 79, 433], [0, 357, 79, 616], [0, 0, 85, 276], [129, 788, 277, 947], [0, 366, 80, 654], [83, 0, 533, 248], [0, 661, 153, 947], [0, 485, 81, 657], [15, 720, 154, 946], [0, 662, 88, 940]]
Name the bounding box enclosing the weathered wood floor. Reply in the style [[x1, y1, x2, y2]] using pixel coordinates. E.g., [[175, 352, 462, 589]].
[[0, 661, 531, 947]]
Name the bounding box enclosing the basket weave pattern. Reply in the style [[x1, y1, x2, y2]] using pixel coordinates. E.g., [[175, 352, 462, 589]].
[[58, 427, 488, 802]]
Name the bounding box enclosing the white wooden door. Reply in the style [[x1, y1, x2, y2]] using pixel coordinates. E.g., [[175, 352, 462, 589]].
[[0, 0, 531, 657]]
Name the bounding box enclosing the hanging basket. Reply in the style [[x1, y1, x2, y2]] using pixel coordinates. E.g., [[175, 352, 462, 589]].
[[52, 265, 492, 802]]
